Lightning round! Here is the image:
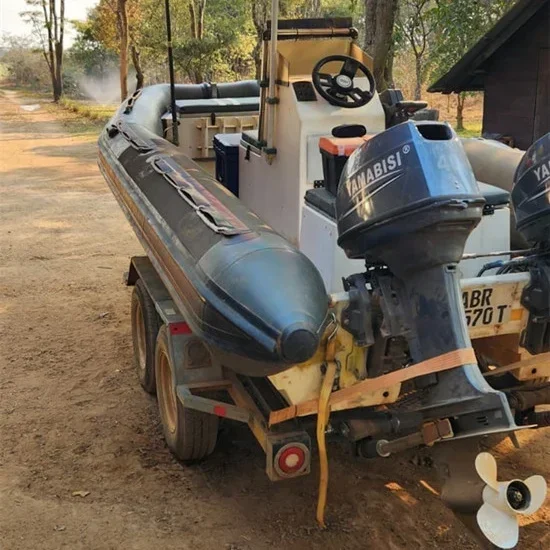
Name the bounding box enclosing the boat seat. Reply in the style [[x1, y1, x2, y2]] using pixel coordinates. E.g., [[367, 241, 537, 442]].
[[304, 182, 510, 221], [478, 182, 510, 207], [215, 80, 260, 98], [304, 188, 337, 219], [174, 97, 260, 115]]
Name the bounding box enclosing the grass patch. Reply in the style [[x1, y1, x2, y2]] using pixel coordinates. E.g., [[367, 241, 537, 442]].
[[0, 87, 114, 136], [59, 98, 116, 124], [456, 120, 483, 138]]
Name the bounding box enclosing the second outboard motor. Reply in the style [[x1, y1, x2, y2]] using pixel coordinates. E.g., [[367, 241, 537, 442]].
[[512, 132, 550, 354], [512, 132, 550, 245], [336, 121, 516, 436]]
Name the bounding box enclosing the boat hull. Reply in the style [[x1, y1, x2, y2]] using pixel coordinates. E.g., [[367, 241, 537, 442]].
[[98, 86, 329, 376]]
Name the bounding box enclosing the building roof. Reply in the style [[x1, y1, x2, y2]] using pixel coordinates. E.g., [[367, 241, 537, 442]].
[[428, 0, 549, 93]]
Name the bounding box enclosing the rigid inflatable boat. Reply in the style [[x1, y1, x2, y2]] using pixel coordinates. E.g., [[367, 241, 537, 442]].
[[100, 15, 550, 547], [98, 82, 330, 376]]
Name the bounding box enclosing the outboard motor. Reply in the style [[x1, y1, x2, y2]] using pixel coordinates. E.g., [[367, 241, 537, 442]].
[[336, 121, 516, 436], [513, 132, 550, 244], [512, 132, 550, 354]]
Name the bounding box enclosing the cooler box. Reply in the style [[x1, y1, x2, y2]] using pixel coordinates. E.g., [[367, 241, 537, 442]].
[[319, 136, 372, 195], [213, 133, 241, 196]]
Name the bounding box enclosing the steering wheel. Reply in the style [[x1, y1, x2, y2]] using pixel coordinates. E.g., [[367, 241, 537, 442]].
[[312, 55, 376, 109]]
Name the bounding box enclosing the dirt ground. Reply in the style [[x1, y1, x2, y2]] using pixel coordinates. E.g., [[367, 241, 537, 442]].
[[0, 88, 548, 550]]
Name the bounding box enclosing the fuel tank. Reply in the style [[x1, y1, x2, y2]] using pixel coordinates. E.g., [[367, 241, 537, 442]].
[[98, 84, 329, 376]]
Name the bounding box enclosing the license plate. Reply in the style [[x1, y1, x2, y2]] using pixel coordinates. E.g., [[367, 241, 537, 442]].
[[462, 286, 511, 327], [461, 274, 529, 337]]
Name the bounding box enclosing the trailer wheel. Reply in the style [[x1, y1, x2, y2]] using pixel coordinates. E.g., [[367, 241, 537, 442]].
[[155, 325, 218, 462], [131, 279, 161, 394]]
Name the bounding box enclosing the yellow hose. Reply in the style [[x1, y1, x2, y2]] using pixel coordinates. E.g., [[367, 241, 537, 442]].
[[316, 360, 337, 528]]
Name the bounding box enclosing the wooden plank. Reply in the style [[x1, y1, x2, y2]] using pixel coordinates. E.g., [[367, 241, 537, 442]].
[[269, 348, 477, 426], [483, 352, 550, 378], [225, 370, 270, 452]]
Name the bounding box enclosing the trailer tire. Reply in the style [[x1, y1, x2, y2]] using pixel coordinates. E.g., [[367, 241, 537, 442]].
[[155, 325, 218, 462], [131, 279, 161, 394]]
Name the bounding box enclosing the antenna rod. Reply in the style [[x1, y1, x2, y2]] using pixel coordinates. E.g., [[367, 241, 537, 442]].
[[164, 0, 179, 146]]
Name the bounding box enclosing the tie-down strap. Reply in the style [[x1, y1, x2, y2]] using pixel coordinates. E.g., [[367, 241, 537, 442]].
[[269, 347, 477, 426]]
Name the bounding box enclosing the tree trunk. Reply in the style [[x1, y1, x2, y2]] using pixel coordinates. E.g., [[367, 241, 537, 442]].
[[363, 0, 398, 92], [384, 40, 395, 89], [117, 0, 129, 102], [253, 43, 262, 80], [189, 0, 207, 39], [53, 42, 63, 101], [198, 1, 206, 39], [131, 45, 144, 90], [41, 1, 57, 101], [251, 0, 269, 80], [52, 0, 65, 101], [456, 92, 466, 131], [414, 55, 422, 100]]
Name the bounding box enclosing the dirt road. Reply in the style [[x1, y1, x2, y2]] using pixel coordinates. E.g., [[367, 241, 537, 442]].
[[0, 89, 548, 550]]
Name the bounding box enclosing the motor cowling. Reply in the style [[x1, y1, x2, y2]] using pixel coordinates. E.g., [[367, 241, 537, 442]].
[[336, 121, 484, 272], [512, 132, 550, 245], [512, 133, 550, 354]]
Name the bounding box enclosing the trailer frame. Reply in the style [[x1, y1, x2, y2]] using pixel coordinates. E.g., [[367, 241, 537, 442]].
[[127, 255, 312, 481]]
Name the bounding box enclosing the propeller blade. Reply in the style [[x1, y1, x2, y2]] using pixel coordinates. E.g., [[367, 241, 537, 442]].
[[476, 452, 499, 491], [522, 475, 548, 515], [477, 503, 519, 549]]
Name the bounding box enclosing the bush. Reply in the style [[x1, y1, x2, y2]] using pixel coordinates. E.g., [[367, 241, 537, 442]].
[[1, 36, 51, 91]]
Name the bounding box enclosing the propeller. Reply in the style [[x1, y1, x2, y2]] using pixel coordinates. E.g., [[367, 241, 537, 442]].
[[475, 452, 547, 549]]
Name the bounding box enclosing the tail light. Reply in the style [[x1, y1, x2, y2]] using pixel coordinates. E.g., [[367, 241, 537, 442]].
[[274, 443, 310, 478]]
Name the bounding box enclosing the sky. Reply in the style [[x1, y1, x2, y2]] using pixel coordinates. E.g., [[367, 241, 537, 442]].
[[0, 0, 98, 43]]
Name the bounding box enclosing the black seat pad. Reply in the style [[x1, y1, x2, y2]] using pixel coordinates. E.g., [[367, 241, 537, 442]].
[[304, 188, 337, 219], [175, 97, 259, 115], [477, 182, 510, 207]]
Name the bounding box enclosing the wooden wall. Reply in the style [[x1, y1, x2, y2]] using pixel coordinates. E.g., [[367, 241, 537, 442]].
[[482, 3, 550, 150]]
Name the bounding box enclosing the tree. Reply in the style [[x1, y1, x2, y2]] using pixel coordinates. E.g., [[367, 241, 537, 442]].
[[396, 0, 436, 100], [91, 0, 150, 100], [71, 19, 119, 79], [22, 0, 65, 101], [430, 0, 516, 130], [363, 0, 399, 92], [116, 0, 130, 101]]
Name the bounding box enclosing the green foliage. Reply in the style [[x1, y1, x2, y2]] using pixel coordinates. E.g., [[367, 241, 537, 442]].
[[70, 19, 118, 78], [171, 0, 255, 82], [456, 120, 483, 138], [429, 0, 516, 80], [0, 34, 51, 90], [68, 0, 364, 86], [427, 0, 516, 129]]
